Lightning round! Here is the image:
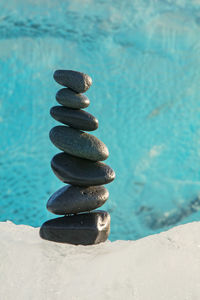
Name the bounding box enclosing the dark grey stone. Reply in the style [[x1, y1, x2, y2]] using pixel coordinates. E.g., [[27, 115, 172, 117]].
[[50, 106, 98, 131], [53, 70, 92, 93], [40, 211, 110, 245], [49, 126, 109, 161], [47, 185, 109, 215], [56, 88, 90, 109], [51, 152, 115, 186]]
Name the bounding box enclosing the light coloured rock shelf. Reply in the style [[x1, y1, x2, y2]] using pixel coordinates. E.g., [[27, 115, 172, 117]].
[[1, 221, 200, 300]]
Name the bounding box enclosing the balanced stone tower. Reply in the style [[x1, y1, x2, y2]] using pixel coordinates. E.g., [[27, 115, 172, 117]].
[[40, 70, 115, 245]]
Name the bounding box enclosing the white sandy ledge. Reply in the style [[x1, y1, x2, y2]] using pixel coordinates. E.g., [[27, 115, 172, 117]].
[[0, 221, 200, 300]]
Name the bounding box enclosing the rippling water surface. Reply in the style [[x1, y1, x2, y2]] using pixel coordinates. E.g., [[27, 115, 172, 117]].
[[1, 0, 200, 240]]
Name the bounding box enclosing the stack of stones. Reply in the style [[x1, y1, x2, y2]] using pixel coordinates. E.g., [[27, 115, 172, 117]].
[[40, 70, 115, 245]]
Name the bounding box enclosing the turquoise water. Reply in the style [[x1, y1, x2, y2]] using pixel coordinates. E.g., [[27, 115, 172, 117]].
[[1, 0, 200, 241]]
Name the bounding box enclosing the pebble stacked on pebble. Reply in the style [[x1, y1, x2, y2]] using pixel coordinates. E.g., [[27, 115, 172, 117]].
[[40, 70, 115, 245]]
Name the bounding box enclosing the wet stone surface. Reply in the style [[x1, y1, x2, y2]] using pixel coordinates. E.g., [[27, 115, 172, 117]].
[[54, 70, 92, 93], [49, 126, 109, 161], [51, 152, 115, 186], [56, 88, 90, 109], [40, 210, 110, 245], [50, 106, 98, 131], [47, 185, 109, 215]]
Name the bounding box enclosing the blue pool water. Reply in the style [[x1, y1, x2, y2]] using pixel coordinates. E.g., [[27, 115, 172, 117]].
[[1, 0, 200, 241]]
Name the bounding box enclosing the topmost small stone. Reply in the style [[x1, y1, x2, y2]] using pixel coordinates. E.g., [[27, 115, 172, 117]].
[[53, 70, 92, 93]]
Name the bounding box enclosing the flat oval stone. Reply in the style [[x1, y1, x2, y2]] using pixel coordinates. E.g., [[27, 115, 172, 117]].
[[56, 88, 90, 109], [50, 106, 98, 131], [49, 126, 109, 161], [51, 152, 115, 186], [47, 185, 109, 215], [40, 211, 110, 245], [53, 70, 92, 93]]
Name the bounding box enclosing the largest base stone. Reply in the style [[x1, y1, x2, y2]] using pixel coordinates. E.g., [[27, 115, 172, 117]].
[[40, 211, 110, 245]]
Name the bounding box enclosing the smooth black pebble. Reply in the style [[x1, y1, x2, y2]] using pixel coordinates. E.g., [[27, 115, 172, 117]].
[[50, 106, 98, 131], [40, 211, 110, 245], [51, 152, 115, 186], [47, 185, 109, 215], [49, 126, 109, 161], [56, 88, 90, 109], [54, 70, 92, 93]]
